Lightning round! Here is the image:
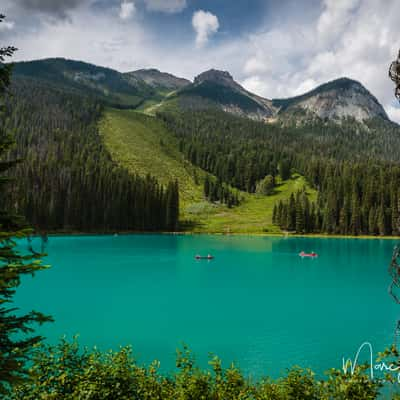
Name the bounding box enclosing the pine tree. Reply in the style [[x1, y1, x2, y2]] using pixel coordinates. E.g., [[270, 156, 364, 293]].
[[391, 190, 399, 235], [350, 193, 361, 236], [166, 180, 179, 231], [287, 193, 296, 231], [204, 175, 210, 199], [368, 206, 377, 235], [295, 193, 305, 233], [0, 23, 52, 394], [377, 203, 386, 236]]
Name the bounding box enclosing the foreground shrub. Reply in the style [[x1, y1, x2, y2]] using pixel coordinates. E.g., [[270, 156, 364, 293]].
[[10, 339, 383, 399]]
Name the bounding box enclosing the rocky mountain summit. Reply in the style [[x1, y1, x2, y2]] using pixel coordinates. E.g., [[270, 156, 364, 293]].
[[173, 70, 388, 123], [125, 68, 190, 91], [179, 69, 276, 119], [11, 58, 391, 124], [273, 78, 388, 122]]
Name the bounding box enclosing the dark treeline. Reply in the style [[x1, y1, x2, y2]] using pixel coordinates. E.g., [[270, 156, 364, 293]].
[[159, 110, 400, 235], [204, 175, 240, 207], [2, 78, 179, 231], [161, 110, 291, 192], [300, 161, 400, 235], [273, 189, 316, 234]]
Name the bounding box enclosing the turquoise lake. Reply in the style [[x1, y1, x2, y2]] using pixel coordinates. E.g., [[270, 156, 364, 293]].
[[14, 234, 400, 379]]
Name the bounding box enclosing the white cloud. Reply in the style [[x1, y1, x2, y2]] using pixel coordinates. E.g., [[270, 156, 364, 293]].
[[119, 1, 135, 20], [0, 20, 15, 31], [239, 0, 400, 122], [244, 57, 268, 75], [292, 78, 318, 96], [144, 0, 186, 14], [5, 0, 400, 124], [9, 8, 154, 73], [316, 0, 360, 47], [192, 10, 219, 48], [241, 75, 272, 97], [387, 105, 400, 124]]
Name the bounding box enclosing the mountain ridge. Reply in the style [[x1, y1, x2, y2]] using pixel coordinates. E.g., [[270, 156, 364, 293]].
[[272, 77, 388, 122], [125, 68, 190, 91], [10, 57, 392, 124]]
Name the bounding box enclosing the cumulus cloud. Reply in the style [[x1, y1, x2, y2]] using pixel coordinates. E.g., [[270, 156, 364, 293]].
[[144, 0, 186, 14], [7, 6, 155, 73], [239, 0, 400, 123], [119, 0, 136, 19], [4, 0, 400, 124], [12, 0, 83, 19], [192, 10, 219, 48], [244, 57, 268, 75], [0, 20, 15, 31], [387, 105, 400, 124], [316, 0, 360, 46]]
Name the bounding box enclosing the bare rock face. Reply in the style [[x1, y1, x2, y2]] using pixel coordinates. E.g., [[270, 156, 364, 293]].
[[274, 78, 388, 122], [189, 72, 389, 124], [188, 69, 277, 120], [194, 69, 239, 89], [126, 69, 190, 91]]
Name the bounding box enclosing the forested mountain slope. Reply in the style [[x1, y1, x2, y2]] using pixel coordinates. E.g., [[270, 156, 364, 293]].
[[159, 69, 276, 120], [6, 58, 400, 235], [98, 109, 315, 233], [160, 110, 400, 235], [12, 58, 189, 109], [3, 78, 179, 232], [99, 109, 204, 206]]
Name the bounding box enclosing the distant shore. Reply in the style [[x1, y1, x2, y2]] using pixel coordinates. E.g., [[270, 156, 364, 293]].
[[30, 229, 400, 240]]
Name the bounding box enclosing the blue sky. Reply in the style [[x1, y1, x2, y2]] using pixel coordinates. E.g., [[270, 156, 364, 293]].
[[1, 0, 400, 121]]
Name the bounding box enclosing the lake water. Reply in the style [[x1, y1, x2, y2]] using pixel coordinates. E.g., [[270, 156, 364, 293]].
[[14, 234, 400, 379]]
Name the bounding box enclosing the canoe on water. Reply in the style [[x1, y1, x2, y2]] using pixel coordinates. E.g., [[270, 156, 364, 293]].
[[195, 255, 214, 260], [299, 251, 318, 258]]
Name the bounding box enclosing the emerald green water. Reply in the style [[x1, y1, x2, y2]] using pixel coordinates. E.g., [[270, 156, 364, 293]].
[[14, 234, 400, 378]]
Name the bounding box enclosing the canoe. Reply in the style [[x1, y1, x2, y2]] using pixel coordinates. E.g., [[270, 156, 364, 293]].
[[299, 251, 318, 258]]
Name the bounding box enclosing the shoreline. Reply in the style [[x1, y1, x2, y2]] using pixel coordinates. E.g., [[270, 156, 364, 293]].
[[31, 230, 400, 240]]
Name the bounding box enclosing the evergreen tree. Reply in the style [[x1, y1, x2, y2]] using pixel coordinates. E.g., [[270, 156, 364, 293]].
[[272, 204, 277, 224], [377, 203, 386, 236], [287, 193, 296, 231], [0, 22, 52, 394], [350, 193, 361, 236], [368, 206, 377, 235], [295, 193, 304, 233], [391, 190, 399, 235], [204, 175, 210, 198], [166, 180, 179, 231]]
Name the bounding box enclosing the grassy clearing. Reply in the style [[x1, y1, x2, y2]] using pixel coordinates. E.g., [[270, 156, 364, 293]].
[[99, 108, 317, 233], [185, 174, 317, 234], [99, 108, 204, 207]]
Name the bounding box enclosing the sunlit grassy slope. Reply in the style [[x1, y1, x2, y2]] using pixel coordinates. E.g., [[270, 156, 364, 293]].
[[99, 108, 204, 207], [186, 175, 317, 234], [99, 108, 317, 233]]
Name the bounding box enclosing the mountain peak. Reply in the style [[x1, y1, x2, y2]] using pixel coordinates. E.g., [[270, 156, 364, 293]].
[[273, 77, 388, 122], [125, 68, 190, 91], [194, 69, 236, 87]]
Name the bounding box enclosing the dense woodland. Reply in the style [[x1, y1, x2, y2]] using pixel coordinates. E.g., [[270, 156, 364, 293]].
[[2, 78, 179, 231], [160, 110, 400, 235], [203, 175, 240, 207]]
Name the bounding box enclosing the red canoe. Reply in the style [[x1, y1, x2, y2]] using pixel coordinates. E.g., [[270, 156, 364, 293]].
[[299, 251, 318, 258]]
